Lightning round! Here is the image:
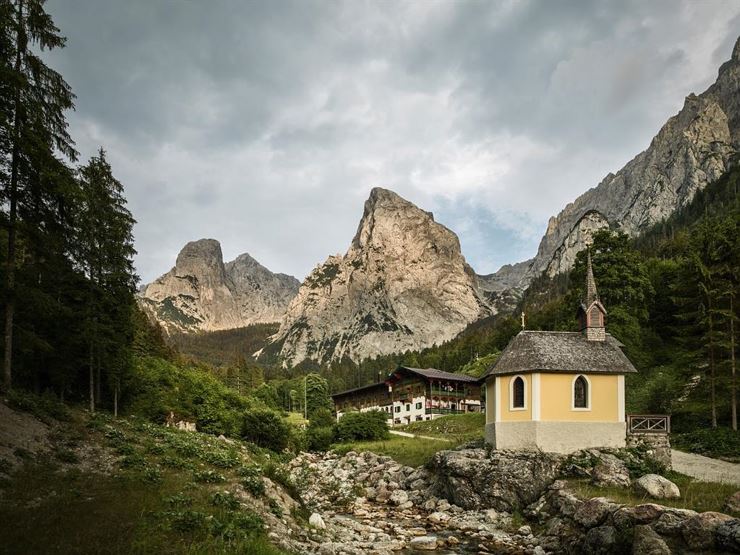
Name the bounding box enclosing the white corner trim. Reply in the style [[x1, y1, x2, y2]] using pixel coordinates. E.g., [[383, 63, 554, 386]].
[[617, 374, 625, 422], [571, 374, 592, 411], [509, 374, 528, 411], [495, 376, 501, 423], [532, 373, 541, 421]]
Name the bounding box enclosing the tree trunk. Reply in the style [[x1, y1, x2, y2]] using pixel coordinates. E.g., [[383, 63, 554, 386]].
[[3, 0, 24, 393], [731, 295, 737, 431], [113, 381, 118, 418], [89, 341, 94, 413], [709, 310, 717, 429], [96, 354, 101, 407]]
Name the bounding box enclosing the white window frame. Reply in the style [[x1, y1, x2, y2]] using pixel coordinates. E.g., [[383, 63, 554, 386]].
[[571, 374, 592, 411], [509, 374, 527, 411]]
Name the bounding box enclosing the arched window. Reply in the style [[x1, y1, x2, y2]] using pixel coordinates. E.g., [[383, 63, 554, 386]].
[[512, 376, 525, 409], [573, 375, 590, 409]]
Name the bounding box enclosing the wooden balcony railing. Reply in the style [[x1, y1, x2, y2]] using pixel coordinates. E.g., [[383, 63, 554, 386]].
[[627, 414, 670, 434]]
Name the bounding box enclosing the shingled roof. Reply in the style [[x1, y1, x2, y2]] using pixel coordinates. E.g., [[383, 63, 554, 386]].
[[393, 366, 479, 383], [483, 330, 637, 378]]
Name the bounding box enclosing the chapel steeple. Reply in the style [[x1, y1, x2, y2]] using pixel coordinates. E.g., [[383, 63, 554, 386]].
[[578, 248, 606, 341]]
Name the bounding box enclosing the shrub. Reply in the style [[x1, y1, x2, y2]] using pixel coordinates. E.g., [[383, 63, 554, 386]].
[[672, 427, 740, 460], [241, 409, 290, 452], [7, 389, 70, 423], [334, 411, 389, 442], [309, 408, 335, 429], [306, 426, 334, 452]]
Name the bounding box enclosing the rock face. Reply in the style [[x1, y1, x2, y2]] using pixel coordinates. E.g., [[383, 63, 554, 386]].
[[428, 448, 563, 511], [498, 36, 740, 305], [139, 239, 300, 333], [272, 188, 490, 365]]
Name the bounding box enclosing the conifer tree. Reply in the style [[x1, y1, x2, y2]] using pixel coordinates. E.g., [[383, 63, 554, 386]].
[[77, 149, 136, 413], [0, 0, 75, 391]]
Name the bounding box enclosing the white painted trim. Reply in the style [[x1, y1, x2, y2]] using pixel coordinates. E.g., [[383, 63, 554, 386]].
[[571, 374, 592, 411], [509, 374, 527, 411], [532, 373, 541, 421], [617, 375, 625, 422], [495, 377, 501, 423]]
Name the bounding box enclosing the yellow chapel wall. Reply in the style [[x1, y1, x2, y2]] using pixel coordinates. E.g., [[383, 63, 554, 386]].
[[539, 373, 620, 422], [499, 374, 532, 422]]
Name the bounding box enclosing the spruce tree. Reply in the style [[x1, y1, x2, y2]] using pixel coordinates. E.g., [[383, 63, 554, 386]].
[[0, 0, 75, 391]]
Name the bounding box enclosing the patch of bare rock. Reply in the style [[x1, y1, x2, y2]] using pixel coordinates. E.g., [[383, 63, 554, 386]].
[[284, 447, 740, 554]]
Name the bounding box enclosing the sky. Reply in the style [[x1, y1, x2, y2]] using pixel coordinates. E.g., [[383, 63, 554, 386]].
[[45, 0, 740, 284]]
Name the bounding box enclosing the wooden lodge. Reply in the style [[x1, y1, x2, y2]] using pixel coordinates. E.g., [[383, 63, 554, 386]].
[[332, 366, 482, 426]]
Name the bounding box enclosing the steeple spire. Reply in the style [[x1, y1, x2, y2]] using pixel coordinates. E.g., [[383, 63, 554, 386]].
[[585, 248, 599, 306]]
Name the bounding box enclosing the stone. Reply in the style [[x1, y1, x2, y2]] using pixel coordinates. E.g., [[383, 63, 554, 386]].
[[408, 536, 438, 550], [726, 491, 740, 514], [309, 513, 326, 530], [591, 454, 631, 488], [271, 187, 491, 365], [427, 512, 450, 524], [716, 519, 740, 553], [681, 511, 734, 551], [389, 489, 409, 506], [652, 508, 697, 536], [631, 525, 671, 555], [583, 525, 617, 554], [139, 239, 299, 333], [573, 497, 615, 528], [633, 474, 680, 500], [517, 525, 532, 536], [428, 448, 562, 511]]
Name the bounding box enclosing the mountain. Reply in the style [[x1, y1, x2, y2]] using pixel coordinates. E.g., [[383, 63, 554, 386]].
[[139, 239, 300, 333], [491, 36, 740, 306], [271, 188, 491, 365]]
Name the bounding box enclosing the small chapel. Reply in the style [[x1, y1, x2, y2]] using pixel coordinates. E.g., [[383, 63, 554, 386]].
[[482, 251, 638, 453]]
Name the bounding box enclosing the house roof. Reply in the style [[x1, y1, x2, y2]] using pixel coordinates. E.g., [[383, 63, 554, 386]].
[[483, 330, 637, 378], [392, 366, 479, 383], [331, 381, 389, 400]]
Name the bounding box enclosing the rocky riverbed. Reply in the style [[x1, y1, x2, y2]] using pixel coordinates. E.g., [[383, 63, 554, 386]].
[[275, 447, 740, 554]]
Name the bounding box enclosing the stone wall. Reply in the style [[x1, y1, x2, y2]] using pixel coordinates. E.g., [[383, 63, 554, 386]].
[[627, 432, 672, 469]]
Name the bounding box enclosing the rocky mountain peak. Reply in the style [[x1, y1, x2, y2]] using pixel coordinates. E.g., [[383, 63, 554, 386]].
[[271, 188, 489, 365], [491, 36, 740, 301], [139, 239, 299, 333]]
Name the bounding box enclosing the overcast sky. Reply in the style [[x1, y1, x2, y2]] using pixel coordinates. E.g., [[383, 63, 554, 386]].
[[46, 1, 740, 284]]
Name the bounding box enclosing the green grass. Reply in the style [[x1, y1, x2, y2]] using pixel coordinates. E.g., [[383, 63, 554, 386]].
[[0, 411, 290, 555], [398, 413, 485, 442], [567, 471, 739, 516], [332, 434, 452, 467]]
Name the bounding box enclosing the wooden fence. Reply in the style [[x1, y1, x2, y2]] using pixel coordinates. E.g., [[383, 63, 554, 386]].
[[627, 414, 670, 434]]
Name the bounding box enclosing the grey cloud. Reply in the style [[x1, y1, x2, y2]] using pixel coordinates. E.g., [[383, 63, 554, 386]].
[[45, 0, 740, 282]]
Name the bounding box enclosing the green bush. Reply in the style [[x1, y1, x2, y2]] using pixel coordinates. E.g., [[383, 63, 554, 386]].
[[6, 389, 70, 423], [241, 409, 290, 452], [306, 426, 334, 452], [124, 357, 254, 437], [334, 411, 389, 442], [309, 408, 335, 429], [672, 427, 740, 460]]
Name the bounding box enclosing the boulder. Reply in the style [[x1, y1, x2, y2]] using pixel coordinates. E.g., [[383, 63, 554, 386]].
[[428, 448, 562, 511], [633, 474, 680, 500], [408, 536, 438, 550], [389, 489, 409, 506], [716, 519, 740, 553], [631, 524, 671, 555], [309, 512, 326, 530], [573, 497, 617, 528], [726, 491, 740, 515], [583, 525, 617, 554], [681, 511, 734, 551], [591, 454, 631, 488], [652, 508, 697, 536]]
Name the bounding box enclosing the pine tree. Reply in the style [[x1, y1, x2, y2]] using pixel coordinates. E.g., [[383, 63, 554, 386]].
[[0, 0, 75, 391], [76, 149, 137, 413]]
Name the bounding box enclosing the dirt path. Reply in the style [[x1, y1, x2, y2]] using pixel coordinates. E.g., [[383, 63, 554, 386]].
[[671, 449, 740, 486]]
